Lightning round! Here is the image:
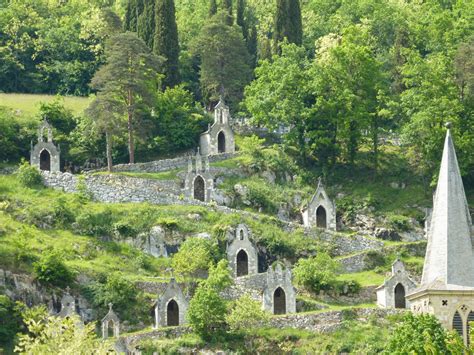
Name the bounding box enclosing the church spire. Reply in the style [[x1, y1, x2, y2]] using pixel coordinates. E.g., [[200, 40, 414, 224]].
[[421, 126, 474, 288]]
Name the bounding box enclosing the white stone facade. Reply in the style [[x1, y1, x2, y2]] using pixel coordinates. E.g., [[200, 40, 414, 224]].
[[227, 224, 258, 278], [263, 263, 296, 315], [376, 259, 417, 309], [30, 120, 60, 172], [301, 179, 336, 230], [183, 150, 214, 203], [200, 99, 235, 156]]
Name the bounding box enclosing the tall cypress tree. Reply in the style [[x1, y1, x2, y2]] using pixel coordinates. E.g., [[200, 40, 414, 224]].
[[287, 0, 302, 45], [236, 0, 247, 39], [154, 0, 181, 88], [209, 0, 218, 17], [273, 0, 302, 53], [222, 0, 233, 25], [137, 0, 155, 49], [124, 0, 138, 31]]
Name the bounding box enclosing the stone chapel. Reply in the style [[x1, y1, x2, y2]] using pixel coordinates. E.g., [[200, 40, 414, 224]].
[[199, 98, 235, 156], [30, 120, 60, 172], [183, 149, 214, 202], [406, 126, 474, 345], [301, 178, 337, 230]]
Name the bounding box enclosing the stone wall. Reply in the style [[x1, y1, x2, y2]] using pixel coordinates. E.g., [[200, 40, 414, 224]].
[[338, 252, 369, 273], [269, 308, 404, 332], [95, 152, 236, 173]]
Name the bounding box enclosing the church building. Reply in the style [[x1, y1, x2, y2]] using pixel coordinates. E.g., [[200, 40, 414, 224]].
[[407, 126, 474, 345]]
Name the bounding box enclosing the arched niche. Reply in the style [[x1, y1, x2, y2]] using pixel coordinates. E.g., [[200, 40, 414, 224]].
[[236, 249, 249, 277], [394, 283, 406, 309], [167, 299, 179, 326], [316, 205, 327, 229], [193, 175, 205, 201], [274, 287, 286, 315], [217, 131, 226, 153]]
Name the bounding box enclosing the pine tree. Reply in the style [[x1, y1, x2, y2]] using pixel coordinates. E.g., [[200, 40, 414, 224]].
[[137, 0, 155, 49], [247, 24, 257, 68], [154, 0, 181, 88], [209, 0, 217, 17], [236, 0, 246, 38]]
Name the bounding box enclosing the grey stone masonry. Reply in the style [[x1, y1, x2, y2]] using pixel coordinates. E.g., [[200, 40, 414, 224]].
[[183, 150, 214, 202], [376, 259, 417, 309], [154, 278, 189, 328], [101, 303, 120, 339], [227, 224, 258, 278], [263, 263, 297, 315], [301, 178, 336, 230], [30, 120, 60, 172], [200, 98, 235, 156]]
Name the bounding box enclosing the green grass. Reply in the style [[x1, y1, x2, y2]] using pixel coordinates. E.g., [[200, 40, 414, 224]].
[[95, 169, 182, 181], [337, 270, 386, 287], [0, 93, 92, 116]]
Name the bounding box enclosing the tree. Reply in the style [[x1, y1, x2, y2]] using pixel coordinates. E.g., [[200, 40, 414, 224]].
[[193, 11, 251, 108], [209, 0, 217, 17], [171, 237, 219, 278], [293, 252, 340, 293], [15, 312, 112, 354], [385, 313, 465, 354], [154, 0, 181, 88], [0, 296, 22, 351], [85, 95, 124, 172], [124, 0, 138, 31], [137, 0, 155, 49], [244, 43, 311, 163], [91, 32, 162, 164], [222, 0, 233, 25], [273, 0, 302, 53], [187, 260, 232, 339], [33, 252, 74, 288], [226, 294, 270, 332]]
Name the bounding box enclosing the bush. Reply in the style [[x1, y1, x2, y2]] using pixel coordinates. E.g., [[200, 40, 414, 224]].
[[171, 237, 219, 278], [33, 252, 74, 287], [387, 214, 412, 232], [74, 208, 114, 236], [363, 251, 387, 271], [385, 313, 464, 354], [0, 295, 22, 350], [226, 295, 270, 332], [52, 197, 76, 228], [17, 160, 42, 188], [293, 253, 340, 294]]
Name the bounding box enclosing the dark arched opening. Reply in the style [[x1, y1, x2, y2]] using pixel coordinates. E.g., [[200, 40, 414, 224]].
[[316, 206, 327, 229], [193, 175, 205, 201], [218, 131, 226, 153], [394, 283, 406, 308], [167, 300, 179, 326], [40, 149, 51, 171], [453, 311, 463, 339], [239, 229, 244, 240], [236, 250, 248, 277], [107, 320, 114, 338], [274, 287, 286, 315]]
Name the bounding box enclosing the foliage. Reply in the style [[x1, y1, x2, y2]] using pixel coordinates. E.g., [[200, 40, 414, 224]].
[[187, 260, 232, 340], [0, 295, 22, 350], [273, 0, 302, 53], [192, 11, 252, 108], [17, 160, 42, 188], [226, 294, 270, 332], [33, 252, 74, 288], [154, 0, 180, 88], [385, 313, 465, 354], [74, 207, 114, 237], [52, 197, 76, 228], [14, 312, 112, 354], [171, 237, 219, 278], [0, 107, 23, 162], [293, 252, 340, 293]]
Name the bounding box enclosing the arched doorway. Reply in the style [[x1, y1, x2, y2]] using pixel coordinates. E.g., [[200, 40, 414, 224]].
[[217, 131, 226, 153], [274, 287, 286, 315], [316, 206, 327, 229], [453, 311, 463, 338], [239, 229, 244, 240], [394, 283, 406, 308], [40, 149, 51, 171], [236, 250, 248, 276], [167, 299, 179, 326], [107, 320, 114, 338], [193, 175, 205, 201]]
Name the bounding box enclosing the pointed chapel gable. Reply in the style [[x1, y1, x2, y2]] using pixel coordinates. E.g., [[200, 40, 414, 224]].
[[421, 128, 474, 288], [301, 178, 337, 230]]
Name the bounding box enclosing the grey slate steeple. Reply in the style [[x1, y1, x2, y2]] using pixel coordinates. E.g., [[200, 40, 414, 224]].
[[421, 128, 474, 288]]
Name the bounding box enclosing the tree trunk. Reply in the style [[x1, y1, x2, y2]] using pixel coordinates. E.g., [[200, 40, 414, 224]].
[[105, 130, 113, 172], [127, 89, 135, 164]]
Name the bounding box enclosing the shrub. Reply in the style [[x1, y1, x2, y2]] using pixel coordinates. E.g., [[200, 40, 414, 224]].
[[74, 208, 114, 236], [387, 214, 412, 232], [363, 251, 386, 271], [0, 295, 22, 350], [12, 227, 35, 264], [385, 313, 465, 354], [171, 237, 219, 278], [226, 295, 270, 332], [52, 197, 76, 228], [293, 253, 340, 294], [33, 252, 74, 287], [75, 175, 92, 202], [17, 160, 42, 188]]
